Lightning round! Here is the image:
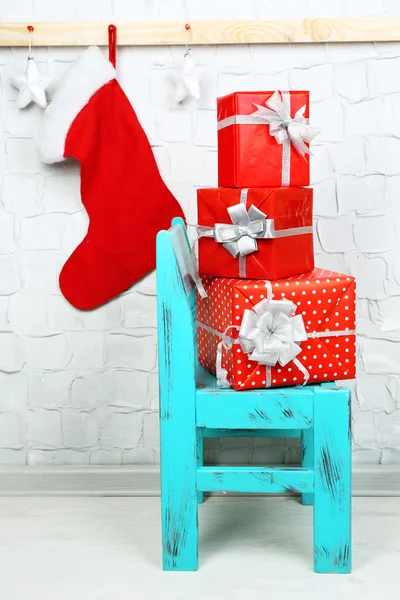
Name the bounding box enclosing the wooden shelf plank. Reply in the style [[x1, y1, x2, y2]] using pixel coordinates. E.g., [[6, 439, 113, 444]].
[[0, 17, 400, 47]]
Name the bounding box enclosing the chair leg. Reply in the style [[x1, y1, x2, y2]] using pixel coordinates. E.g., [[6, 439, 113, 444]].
[[313, 388, 352, 574], [197, 429, 205, 504], [301, 429, 314, 505]]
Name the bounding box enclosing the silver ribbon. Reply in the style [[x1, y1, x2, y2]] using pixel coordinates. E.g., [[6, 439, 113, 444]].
[[238, 298, 308, 367], [198, 203, 274, 259], [217, 90, 320, 187]]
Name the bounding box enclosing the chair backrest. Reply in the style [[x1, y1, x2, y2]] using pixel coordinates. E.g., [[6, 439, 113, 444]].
[[156, 218, 197, 409]]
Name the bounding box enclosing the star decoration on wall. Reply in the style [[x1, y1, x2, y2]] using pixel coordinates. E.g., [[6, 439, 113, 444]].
[[11, 57, 52, 109], [173, 51, 200, 103]]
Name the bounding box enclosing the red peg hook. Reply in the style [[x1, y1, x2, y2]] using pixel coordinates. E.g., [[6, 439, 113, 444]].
[[108, 24, 117, 68], [184, 23, 191, 56]]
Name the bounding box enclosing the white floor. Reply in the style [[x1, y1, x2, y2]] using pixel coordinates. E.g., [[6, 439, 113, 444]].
[[0, 496, 398, 600]]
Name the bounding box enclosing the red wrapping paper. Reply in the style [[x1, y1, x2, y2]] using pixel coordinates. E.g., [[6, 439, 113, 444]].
[[218, 91, 310, 188], [197, 187, 314, 280], [197, 269, 356, 391]]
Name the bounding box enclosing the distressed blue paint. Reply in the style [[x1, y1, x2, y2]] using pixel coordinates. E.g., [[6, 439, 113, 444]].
[[313, 388, 352, 574], [157, 219, 352, 574], [197, 393, 313, 430], [157, 227, 198, 571], [197, 466, 314, 493], [197, 429, 204, 504], [301, 429, 314, 506], [202, 428, 301, 438]]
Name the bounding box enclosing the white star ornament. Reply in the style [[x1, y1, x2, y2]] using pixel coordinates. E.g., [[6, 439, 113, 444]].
[[11, 57, 52, 109], [173, 52, 200, 103]]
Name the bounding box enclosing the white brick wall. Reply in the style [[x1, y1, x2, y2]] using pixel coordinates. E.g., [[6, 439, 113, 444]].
[[0, 0, 400, 466]]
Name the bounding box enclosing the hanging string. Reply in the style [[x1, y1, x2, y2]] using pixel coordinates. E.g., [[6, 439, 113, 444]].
[[184, 23, 191, 57], [108, 24, 117, 68], [27, 25, 34, 59]]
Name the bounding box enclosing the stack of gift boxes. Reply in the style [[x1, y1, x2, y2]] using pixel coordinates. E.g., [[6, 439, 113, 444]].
[[195, 90, 356, 390]]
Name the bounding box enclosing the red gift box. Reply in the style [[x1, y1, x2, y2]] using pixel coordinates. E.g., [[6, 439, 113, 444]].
[[218, 90, 314, 188], [197, 187, 314, 280], [197, 269, 356, 391]]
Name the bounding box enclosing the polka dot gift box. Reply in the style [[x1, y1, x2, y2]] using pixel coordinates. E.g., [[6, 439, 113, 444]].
[[197, 269, 356, 391], [197, 187, 314, 280]]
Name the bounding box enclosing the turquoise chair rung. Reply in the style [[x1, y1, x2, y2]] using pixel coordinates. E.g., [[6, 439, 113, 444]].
[[197, 466, 314, 494]]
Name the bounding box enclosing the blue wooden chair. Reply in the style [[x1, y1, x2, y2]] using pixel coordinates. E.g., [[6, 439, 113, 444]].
[[156, 218, 352, 574]]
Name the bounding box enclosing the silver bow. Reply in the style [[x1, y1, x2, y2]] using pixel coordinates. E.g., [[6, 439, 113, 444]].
[[251, 91, 320, 159], [238, 298, 308, 367], [213, 203, 275, 258]]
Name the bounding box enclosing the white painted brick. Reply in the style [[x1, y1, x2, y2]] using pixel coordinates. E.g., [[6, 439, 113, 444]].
[[0, 373, 28, 412], [361, 338, 400, 374], [101, 370, 149, 409], [290, 64, 333, 102], [167, 182, 196, 224], [106, 334, 156, 371], [327, 43, 378, 63], [6, 138, 42, 173], [334, 61, 368, 103], [192, 110, 217, 147], [253, 0, 307, 18], [200, 150, 218, 187], [289, 43, 329, 69], [0, 0, 34, 20], [83, 301, 119, 331], [42, 176, 82, 214], [367, 137, 400, 176], [156, 108, 194, 143], [70, 375, 103, 411], [121, 293, 157, 329], [354, 214, 396, 253], [0, 333, 24, 373], [218, 73, 257, 97], [317, 216, 356, 252], [312, 96, 343, 142], [0, 413, 27, 449], [133, 271, 157, 296], [310, 144, 332, 184], [152, 146, 171, 181], [197, 67, 218, 111], [19, 214, 62, 250], [148, 371, 159, 410], [112, 0, 156, 19], [217, 45, 252, 73], [188, 0, 252, 19], [254, 72, 290, 91], [76, 0, 113, 20], [391, 94, 400, 137], [346, 254, 387, 300], [0, 298, 11, 332], [25, 334, 71, 370], [70, 333, 104, 370], [346, 98, 389, 136], [0, 449, 26, 465], [357, 374, 397, 413], [46, 295, 83, 331], [61, 410, 100, 449], [0, 214, 16, 252], [100, 412, 142, 449], [27, 408, 62, 449], [8, 292, 48, 335], [373, 296, 400, 332], [214, 447, 253, 465], [381, 449, 400, 464], [123, 447, 154, 465], [306, 0, 343, 16], [150, 68, 176, 107], [344, 0, 384, 16], [353, 449, 382, 464], [22, 251, 60, 293], [330, 137, 367, 175], [2, 174, 42, 216], [352, 406, 378, 448], [90, 449, 122, 465], [27, 449, 88, 466], [0, 255, 20, 295], [5, 101, 42, 138], [143, 412, 159, 449], [368, 58, 400, 95], [28, 371, 73, 409], [376, 410, 400, 450], [170, 145, 204, 184], [61, 210, 88, 255], [313, 179, 337, 217], [33, 0, 77, 20], [337, 174, 385, 214]]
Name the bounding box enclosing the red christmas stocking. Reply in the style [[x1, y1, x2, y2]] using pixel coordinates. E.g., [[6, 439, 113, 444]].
[[39, 46, 184, 310]]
